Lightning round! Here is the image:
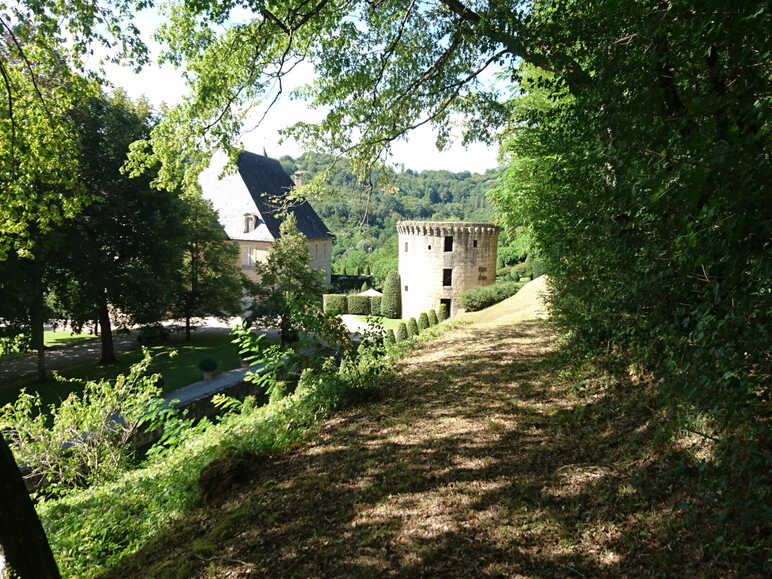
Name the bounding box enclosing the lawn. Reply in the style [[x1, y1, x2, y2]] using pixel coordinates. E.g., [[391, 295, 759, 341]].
[[44, 330, 99, 348], [0, 330, 98, 363], [0, 332, 250, 409]]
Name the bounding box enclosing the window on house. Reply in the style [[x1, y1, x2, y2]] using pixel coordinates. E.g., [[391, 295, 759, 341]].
[[444, 236, 453, 252], [244, 247, 260, 266], [404, 285, 408, 292], [428, 244, 432, 250], [473, 239, 478, 248], [443, 268, 452, 286], [404, 242, 408, 252], [441, 298, 451, 317], [244, 214, 252, 233]]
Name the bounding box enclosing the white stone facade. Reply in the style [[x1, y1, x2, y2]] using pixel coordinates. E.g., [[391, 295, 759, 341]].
[[397, 221, 499, 319]]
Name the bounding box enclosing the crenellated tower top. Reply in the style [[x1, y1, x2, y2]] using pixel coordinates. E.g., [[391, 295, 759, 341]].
[[396, 220, 499, 237]]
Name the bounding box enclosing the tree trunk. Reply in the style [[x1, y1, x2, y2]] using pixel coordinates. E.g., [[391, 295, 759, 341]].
[[0, 433, 61, 578], [98, 301, 116, 364], [185, 314, 191, 341], [29, 266, 48, 382]]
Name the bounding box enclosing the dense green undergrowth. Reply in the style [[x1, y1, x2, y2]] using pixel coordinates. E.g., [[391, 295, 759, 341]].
[[36, 319, 454, 576]]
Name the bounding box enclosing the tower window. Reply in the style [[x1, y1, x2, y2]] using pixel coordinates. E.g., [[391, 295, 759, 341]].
[[404, 242, 408, 252], [473, 239, 478, 248], [444, 236, 453, 252], [427, 244, 431, 250], [404, 285, 408, 292], [443, 268, 452, 286]]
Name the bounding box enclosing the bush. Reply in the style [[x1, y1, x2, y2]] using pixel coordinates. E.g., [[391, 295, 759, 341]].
[[0, 330, 31, 357], [360, 281, 368, 291], [438, 303, 449, 321], [381, 270, 401, 318], [323, 294, 347, 315], [418, 312, 429, 331], [198, 357, 218, 372], [428, 309, 438, 326], [347, 295, 370, 315], [0, 351, 162, 492], [459, 281, 524, 312], [407, 317, 418, 337], [396, 322, 408, 341], [385, 329, 396, 345], [369, 295, 382, 315]]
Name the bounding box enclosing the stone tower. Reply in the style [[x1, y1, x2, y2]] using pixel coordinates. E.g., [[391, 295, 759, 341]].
[[397, 220, 499, 319]]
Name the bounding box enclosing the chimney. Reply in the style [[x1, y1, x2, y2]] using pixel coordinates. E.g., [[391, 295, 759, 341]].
[[293, 170, 303, 188]]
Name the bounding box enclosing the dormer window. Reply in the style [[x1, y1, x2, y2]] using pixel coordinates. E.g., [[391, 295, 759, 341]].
[[244, 213, 259, 233]]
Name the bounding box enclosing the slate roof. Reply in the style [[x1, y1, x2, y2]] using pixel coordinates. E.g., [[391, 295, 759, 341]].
[[236, 151, 333, 241]]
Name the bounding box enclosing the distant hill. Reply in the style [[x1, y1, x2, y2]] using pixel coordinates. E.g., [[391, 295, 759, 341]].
[[279, 152, 502, 284]]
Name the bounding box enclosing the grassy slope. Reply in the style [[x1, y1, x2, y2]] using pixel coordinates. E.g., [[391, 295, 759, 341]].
[[107, 278, 764, 577]]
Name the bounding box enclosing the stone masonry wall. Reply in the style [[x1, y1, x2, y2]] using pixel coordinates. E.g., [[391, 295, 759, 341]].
[[236, 238, 332, 285], [397, 221, 499, 320]]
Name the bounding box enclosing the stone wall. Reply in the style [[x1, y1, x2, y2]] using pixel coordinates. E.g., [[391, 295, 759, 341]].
[[397, 221, 499, 319], [235, 237, 332, 285]]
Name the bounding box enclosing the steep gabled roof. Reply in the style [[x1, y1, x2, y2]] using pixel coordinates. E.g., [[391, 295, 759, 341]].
[[236, 151, 333, 240]]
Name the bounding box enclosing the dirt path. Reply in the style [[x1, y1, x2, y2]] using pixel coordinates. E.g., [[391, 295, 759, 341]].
[[111, 279, 752, 577]]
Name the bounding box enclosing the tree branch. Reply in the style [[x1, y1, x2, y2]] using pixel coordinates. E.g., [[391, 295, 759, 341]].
[[0, 58, 16, 173]]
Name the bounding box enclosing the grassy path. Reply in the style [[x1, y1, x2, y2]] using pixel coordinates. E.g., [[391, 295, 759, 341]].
[[111, 281, 760, 577]]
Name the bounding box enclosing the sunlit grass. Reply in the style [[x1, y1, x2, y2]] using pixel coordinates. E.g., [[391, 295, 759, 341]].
[[0, 333, 261, 408]]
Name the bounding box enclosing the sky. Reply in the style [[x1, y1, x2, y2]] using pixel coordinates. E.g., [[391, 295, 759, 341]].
[[98, 9, 501, 175]]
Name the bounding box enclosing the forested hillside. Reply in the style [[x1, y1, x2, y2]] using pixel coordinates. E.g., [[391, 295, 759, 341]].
[[279, 153, 501, 283]]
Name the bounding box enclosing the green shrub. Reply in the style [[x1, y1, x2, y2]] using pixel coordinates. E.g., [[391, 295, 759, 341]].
[[323, 294, 347, 315], [360, 280, 368, 291], [396, 322, 408, 341], [198, 357, 218, 372], [428, 309, 438, 326], [438, 303, 449, 321], [459, 281, 524, 312], [0, 329, 31, 357], [418, 312, 429, 331], [369, 295, 382, 315], [521, 276, 531, 283], [380, 270, 401, 318], [385, 329, 396, 345], [347, 295, 370, 315], [407, 317, 418, 337], [1, 351, 162, 492]]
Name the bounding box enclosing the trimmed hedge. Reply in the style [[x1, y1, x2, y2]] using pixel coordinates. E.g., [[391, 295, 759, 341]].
[[347, 295, 370, 315], [385, 329, 396, 345], [369, 295, 382, 315], [418, 312, 429, 331], [407, 317, 418, 337], [438, 303, 449, 321], [396, 322, 408, 341], [323, 294, 347, 315], [428, 309, 438, 326], [381, 270, 401, 318], [459, 281, 525, 312]]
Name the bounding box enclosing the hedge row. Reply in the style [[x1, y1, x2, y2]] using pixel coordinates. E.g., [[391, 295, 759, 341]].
[[458, 281, 525, 312], [323, 294, 384, 316], [347, 295, 370, 315], [390, 306, 443, 344]]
